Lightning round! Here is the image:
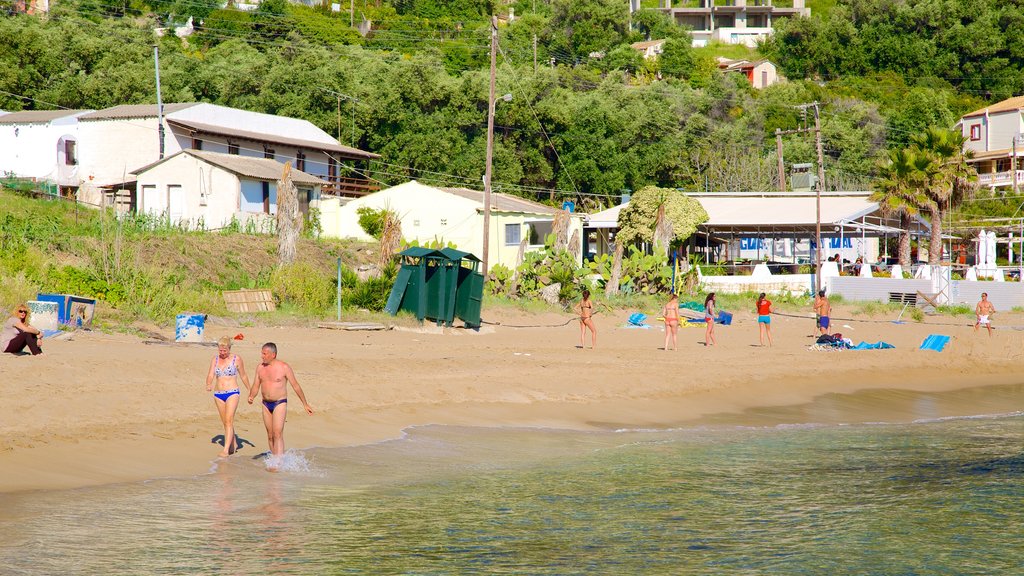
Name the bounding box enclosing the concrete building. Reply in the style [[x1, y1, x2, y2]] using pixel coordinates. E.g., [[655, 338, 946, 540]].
[[131, 149, 326, 229], [0, 109, 91, 191], [654, 0, 810, 48]]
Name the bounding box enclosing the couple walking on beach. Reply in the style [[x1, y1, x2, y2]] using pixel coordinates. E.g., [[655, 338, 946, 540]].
[[205, 339, 313, 462]]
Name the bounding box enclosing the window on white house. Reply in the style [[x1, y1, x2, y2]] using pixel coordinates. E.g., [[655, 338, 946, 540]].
[[296, 151, 306, 171], [505, 223, 521, 245], [528, 221, 553, 245], [228, 142, 239, 155], [64, 140, 77, 165], [970, 125, 982, 141]]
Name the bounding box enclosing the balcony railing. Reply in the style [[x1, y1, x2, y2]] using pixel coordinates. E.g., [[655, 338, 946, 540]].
[[978, 170, 1024, 187], [322, 175, 380, 197]]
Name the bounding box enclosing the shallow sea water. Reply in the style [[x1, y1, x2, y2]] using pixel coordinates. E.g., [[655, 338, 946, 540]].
[[2, 384, 1023, 575]]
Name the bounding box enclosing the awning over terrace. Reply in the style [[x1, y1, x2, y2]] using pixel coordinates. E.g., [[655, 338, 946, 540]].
[[585, 192, 926, 236]]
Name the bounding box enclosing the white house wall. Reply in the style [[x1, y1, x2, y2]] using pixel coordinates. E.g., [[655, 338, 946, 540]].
[[321, 182, 583, 267], [168, 129, 335, 182], [987, 110, 1022, 151], [0, 115, 83, 185], [135, 154, 245, 228], [78, 117, 182, 188]]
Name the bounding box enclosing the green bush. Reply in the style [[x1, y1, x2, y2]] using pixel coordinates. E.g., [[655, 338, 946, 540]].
[[270, 262, 334, 312], [357, 206, 387, 239]]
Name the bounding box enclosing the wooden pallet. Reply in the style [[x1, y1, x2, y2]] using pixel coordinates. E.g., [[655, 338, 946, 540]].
[[223, 289, 276, 313]]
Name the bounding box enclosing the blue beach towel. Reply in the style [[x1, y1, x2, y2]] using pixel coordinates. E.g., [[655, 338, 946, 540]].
[[852, 341, 895, 350], [920, 334, 951, 352]]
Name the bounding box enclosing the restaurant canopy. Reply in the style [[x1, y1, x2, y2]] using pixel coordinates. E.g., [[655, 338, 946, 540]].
[[586, 192, 927, 236]]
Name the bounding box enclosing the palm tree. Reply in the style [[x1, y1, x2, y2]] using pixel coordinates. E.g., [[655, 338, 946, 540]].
[[870, 148, 929, 268], [911, 128, 980, 265]]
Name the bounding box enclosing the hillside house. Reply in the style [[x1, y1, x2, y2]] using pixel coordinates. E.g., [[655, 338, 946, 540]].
[[956, 95, 1024, 193], [630, 39, 667, 60], [653, 0, 810, 48], [131, 150, 326, 229], [319, 180, 585, 267], [716, 57, 782, 89], [72, 102, 378, 206], [0, 109, 91, 191]]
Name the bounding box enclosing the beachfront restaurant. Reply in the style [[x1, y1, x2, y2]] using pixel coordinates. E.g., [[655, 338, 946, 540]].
[[585, 192, 927, 273]]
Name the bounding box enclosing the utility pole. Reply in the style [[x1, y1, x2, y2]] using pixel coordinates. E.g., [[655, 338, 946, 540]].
[[153, 45, 165, 159], [775, 128, 785, 192], [813, 102, 825, 295], [336, 95, 342, 141], [482, 15, 498, 275], [350, 0, 354, 28], [533, 34, 537, 74]]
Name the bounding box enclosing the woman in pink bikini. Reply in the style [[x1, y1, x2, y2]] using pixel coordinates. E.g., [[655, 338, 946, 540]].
[[205, 337, 251, 457], [663, 293, 680, 351]]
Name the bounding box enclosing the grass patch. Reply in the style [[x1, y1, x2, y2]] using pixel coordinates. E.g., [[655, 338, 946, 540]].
[[0, 188, 383, 327]]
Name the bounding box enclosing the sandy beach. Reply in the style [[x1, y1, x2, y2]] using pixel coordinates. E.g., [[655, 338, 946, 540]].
[[2, 303, 1022, 494]]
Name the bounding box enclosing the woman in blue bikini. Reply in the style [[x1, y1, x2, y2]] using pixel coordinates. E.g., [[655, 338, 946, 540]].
[[205, 337, 251, 457]]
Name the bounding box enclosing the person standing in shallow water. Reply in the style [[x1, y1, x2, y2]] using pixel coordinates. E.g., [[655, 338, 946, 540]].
[[755, 292, 773, 347], [704, 292, 717, 347], [206, 336, 251, 458], [248, 342, 314, 459], [575, 289, 597, 349]]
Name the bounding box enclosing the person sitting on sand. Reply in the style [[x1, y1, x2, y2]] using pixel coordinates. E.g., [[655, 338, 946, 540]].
[[704, 292, 717, 347], [663, 293, 680, 351], [755, 292, 773, 347], [248, 342, 314, 458], [975, 292, 995, 337], [575, 289, 597, 349], [205, 336, 251, 457], [2, 304, 43, 355], [813, 290, 831, 336]]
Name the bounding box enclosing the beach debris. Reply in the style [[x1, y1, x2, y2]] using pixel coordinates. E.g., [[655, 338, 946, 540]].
[[233, 333, 245, 340], [317, 322, 390, 331]]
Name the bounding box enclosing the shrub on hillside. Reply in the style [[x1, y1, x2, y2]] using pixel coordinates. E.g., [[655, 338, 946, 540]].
[[271, 262, 334, 312]]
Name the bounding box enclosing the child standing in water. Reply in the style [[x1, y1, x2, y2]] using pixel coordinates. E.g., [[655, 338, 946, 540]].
[[575, 289, 597, 349], [755, 292, 773, 347], [704, 292, 717, 347], [663, 293, 680, 351]]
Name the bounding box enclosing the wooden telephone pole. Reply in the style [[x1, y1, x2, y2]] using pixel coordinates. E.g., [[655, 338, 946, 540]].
[[482, 15, 498, 275]]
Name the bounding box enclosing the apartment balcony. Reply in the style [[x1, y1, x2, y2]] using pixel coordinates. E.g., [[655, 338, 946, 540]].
[[978, 170, 1024, 189], [323, 175, 380, 197]]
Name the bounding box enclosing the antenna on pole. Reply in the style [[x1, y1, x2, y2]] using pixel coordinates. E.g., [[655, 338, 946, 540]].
[[153, 45, 165, 160]]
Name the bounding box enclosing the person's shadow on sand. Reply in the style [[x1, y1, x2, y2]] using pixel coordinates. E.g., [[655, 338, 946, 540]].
[[211, 435, 255, 454]]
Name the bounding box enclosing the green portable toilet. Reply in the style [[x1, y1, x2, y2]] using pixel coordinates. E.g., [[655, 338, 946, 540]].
[[439, 247, 483, 328], [385, 247, 484, 328]]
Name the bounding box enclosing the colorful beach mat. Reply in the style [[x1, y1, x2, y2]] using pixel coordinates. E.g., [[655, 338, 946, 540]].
[[919, 334, 951, 352]]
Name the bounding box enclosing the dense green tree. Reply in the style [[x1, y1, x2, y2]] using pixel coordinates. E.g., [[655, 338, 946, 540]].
[[547, 0, 628, 61]]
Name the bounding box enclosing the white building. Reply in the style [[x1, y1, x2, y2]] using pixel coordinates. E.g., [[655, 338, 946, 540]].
[[320, 180, 585, 267], [656, 0, 810, 48], [956, 95, 1024, 193], [131, 149, 326, 229], [73, 102, 378, 205], [0, 109, 91, 189]]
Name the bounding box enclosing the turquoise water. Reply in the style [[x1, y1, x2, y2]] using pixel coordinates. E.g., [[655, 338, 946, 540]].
[[2, 385, 1023, 575]]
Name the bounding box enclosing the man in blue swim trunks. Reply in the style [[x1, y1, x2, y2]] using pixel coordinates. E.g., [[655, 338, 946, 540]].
[[813, 290, 831, 335], [248, 342, 314, 458]]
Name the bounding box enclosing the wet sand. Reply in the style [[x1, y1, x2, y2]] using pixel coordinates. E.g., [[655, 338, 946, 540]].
[[1, 303, 1021, 493]]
